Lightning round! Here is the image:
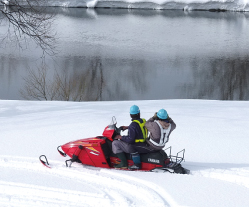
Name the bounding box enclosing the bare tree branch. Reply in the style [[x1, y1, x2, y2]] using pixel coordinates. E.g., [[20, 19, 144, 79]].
[[0, 0, 56, 55]]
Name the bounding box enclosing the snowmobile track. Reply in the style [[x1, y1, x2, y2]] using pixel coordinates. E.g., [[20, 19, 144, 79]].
[[0, 156, 173, 207], [3, 156, 249, 207]]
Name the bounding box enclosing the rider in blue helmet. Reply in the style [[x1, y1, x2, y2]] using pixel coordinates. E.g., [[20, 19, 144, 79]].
[[130, 105, 140, 115], [145, 108, 176, 150], [112, 105, 147, 170], [157, 109, 168, 120], [132, 108, 176, 154]]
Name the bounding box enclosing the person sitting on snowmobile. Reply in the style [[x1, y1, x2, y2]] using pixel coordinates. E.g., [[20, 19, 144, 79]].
[[132, 109, 176, 155], [145, 109, 176, 151], [112, 105, 147, 170]]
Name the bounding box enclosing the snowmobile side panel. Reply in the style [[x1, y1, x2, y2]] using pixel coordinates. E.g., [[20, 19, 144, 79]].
[[109, 156, 163, 171], [61, 137, 111, 168], [83, 144, 111, 168], [140, 150, 168, 166]]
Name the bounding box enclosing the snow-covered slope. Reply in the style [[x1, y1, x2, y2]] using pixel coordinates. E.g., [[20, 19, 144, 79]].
[[1, 99, 249, 206]]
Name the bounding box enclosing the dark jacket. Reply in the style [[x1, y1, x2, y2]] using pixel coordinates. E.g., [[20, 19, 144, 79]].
[[121, 118, 144, 144]]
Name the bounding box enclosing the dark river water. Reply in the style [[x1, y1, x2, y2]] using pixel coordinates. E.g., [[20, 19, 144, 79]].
[[1, 8, 249, 101]]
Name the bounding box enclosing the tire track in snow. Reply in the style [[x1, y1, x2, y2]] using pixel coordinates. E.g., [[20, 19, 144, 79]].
[[0, 156, 170, 207]]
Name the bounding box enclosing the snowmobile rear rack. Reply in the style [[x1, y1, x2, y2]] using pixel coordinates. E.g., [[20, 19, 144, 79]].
[[165, 146, 185, 166], [150, 147, 189, 174]]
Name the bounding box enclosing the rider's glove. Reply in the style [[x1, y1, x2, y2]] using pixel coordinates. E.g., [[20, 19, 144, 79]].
[[153, 112, 158, 120], [114, 135, 122, 140], [121, 126, 128, 131]]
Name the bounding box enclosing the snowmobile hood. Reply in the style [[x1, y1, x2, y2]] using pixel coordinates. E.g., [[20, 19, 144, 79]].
[[62, 137, 106, 147]]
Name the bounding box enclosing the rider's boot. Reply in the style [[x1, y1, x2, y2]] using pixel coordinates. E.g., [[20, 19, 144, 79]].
[[114, 152, 128, 169], [129, 152, 141, 170]]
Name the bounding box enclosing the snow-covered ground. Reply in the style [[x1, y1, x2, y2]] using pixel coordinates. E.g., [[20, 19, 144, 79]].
[[1, 99, 249, 206]]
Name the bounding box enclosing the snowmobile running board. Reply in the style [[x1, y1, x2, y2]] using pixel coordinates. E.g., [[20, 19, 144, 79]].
[[39, 155, 51, 168], [151, 166, 190, 174]]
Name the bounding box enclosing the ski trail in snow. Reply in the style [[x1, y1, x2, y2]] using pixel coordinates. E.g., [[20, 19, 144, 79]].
[[0, 156, 169, 207]]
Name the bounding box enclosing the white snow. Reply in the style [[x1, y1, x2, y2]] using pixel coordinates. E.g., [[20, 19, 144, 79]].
[[1, 99, 249, 206]]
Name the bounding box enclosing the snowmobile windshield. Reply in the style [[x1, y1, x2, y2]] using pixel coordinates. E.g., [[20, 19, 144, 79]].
[[108, 116, 117, 129]]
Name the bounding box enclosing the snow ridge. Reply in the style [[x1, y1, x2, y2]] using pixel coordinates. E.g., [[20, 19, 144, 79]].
[[195, 168, 249, 189]]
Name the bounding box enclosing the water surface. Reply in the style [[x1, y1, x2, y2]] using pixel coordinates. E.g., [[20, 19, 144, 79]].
[[1, 9, 249, 101]]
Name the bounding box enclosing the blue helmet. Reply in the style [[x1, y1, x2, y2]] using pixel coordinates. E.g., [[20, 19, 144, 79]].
[[157, 109, 168, 120], [130, 105, 140, 115]]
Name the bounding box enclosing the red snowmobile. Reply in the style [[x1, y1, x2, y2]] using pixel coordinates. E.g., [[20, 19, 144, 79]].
[[40, 117, 189, 174]]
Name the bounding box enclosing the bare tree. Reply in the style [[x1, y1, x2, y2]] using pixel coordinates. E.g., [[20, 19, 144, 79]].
[[20, 65, 58, 100], [184, 56, 249, 100], [20, 58, 106, 101], [53, 70, 87, 101], [0, 0, 56, 54]]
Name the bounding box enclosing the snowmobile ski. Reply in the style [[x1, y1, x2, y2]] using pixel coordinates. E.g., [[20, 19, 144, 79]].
[[39, 155, 51, 168]]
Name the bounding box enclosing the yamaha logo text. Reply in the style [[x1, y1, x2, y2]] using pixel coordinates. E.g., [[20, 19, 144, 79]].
[[148, 158, 160, 163]]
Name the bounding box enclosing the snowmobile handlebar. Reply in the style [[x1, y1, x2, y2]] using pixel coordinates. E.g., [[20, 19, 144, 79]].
[[115, 126, 123, 135]]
